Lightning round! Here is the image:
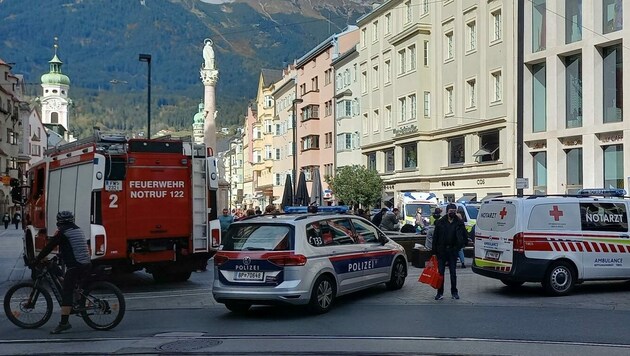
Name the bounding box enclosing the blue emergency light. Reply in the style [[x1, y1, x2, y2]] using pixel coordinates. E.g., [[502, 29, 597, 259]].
[[576, 188, 627, 197], [283, 206, 350, 214]]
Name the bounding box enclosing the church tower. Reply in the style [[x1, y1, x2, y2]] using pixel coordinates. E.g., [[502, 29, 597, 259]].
[[39, 38, 72, 140], [192, 102, 205, 144]]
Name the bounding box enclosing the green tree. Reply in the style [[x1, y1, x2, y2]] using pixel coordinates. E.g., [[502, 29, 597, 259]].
[[327, 165, 383, 209]]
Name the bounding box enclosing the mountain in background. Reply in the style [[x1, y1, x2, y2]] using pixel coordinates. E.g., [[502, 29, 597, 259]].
[[0, 0, 370, 138]]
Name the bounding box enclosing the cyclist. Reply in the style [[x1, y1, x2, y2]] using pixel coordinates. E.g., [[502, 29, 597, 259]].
[[33, 211, 91, 334]]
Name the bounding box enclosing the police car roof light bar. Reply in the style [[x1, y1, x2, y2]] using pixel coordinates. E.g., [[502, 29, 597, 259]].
[[576, 188, 627, 197]]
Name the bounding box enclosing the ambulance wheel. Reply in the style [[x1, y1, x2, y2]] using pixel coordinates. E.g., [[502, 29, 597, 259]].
[[308, 275, 336, 314], [500, 279, 524, 288], [543, 261, 575, 296]]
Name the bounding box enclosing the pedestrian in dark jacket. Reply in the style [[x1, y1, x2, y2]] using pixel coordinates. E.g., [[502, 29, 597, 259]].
[[371, 207, 388, 227], [431, 203, 467, 300], [2, 213, 10, 229]]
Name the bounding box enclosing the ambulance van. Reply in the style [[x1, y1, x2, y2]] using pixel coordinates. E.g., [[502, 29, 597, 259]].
[[472, 189, 630, 296]]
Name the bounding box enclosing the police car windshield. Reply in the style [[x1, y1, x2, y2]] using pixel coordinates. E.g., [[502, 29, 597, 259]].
[[222, 224, 293, 251]]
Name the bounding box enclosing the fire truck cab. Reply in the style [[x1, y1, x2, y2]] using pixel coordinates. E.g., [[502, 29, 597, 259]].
[[23, 133, 221, 282]]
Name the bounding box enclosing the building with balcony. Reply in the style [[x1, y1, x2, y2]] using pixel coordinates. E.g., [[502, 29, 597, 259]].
[[241, 106, 256, 209], [294, 26, 359, 202], [523, 0, 628, 194]]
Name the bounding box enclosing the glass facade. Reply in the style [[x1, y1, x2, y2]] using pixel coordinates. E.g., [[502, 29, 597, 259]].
[[603, 0, 623, 34], [403, 143, 417, 169], [532, 0, 546, 52], [533, 152, 547, 194], [565, 54, 582, 128], [532, 63, 546, 132], [565, 0, 582, 43], [565, 148, 583, 192], [603, 45, 623, 123], [604, 145, 624, 189], [449, 136, 465, 165]]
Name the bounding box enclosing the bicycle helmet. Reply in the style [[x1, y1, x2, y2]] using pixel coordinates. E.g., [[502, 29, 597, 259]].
[[56, 211, 75, 225]]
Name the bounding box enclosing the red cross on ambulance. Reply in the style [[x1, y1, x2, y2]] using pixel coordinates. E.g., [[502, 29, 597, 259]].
[[549, 205, 564, 221]]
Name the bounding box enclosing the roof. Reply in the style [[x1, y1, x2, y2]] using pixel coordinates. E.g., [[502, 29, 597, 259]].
[[261, 69, 283, 87], [295, 26, 358, 68]]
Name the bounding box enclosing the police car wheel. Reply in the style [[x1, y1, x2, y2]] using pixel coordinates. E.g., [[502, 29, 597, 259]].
[[543, 262, 575, 296], [225, 302, 251, 313], [308, 275, 335, 314], [386, 258, 406, 290]]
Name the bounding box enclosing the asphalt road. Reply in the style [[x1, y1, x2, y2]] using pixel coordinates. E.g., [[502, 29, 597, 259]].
[[2, 228, 630, 355]]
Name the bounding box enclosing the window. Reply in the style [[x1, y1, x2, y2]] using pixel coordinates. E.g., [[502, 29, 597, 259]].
[[325, 132, 333, 148], [423, 91, 431, 117], [265, 145, 272, 160], [566, 0, 582, 43], [275, 173, 282, 186], [474, 131, 500, 163], [301, 105, 320, 121], [253, 127, 261, 139], [404, 1, 412, 23], [325, 100, 332, 117], [533, 152, 547, 195], [372, 109, 379, 132], [367, 152, 377, 170], [385, 149, 395, 172], [532, 63, 547, 132], [254, 150, 262, 163], [361, 70, 368, 93], [337, 100, 353, 118], [408, 45, 416, 71], [449, 136, 465, 165], [385, 105, 392, 128], [288, 141, 293, 156], [423, 41, 429, 66], [384, 60, 391, 83], [399, 97, 407, 122], [421, 0, 429, 15], [409, 94, 417, 119], [491, 71, 502, 103], [275, 148, 281, 160], [336, 73, 343, 90], [445, 32, 453, 60], [445, 86, 454, 115], [311, 76, 319, 91], [264, 95, 273, 108], [385, 13, 392, 34], [337, 133, 356, 151], [603, 0, 623, 34], [363, 113, 369, 135], [466, 79, 476, 109], [565, 54, 582, 128], [265, 120, 273, 133], [302, 135, 320, 150], [372, 65, 379, 89], [466, 21, 476, 52], [565, 148, 583, 192], [399, 49, 406, 74], [275, 123, 282, 135], [492, 9, 502, 41], [532, 0, 546, 51], [361, 28, 367, 47], [344, 69, 351, 85], [300, 84, 306, 96], [51, 112, 59, 124], [603, 45, 623, 123], [403, 143, 417, 169], [351, 218, 379, 243], [372, 21, 379, 42], [604, 144, 623, 188], [324, 164, 334, 178], [324, 69, 332, 85]]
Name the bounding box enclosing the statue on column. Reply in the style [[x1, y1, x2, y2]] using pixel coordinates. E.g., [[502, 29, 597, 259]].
[[203, 39, 215, 70]]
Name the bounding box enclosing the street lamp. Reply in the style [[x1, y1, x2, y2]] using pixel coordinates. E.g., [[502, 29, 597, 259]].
[[291, 98, 304, 202], [138, 54, 152, 139]]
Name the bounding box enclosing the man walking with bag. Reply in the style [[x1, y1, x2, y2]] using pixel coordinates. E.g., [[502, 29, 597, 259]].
[[432, 203, 467, 300]]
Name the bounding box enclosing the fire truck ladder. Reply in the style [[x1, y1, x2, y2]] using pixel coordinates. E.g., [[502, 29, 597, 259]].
[[190, 146, 209, 253]]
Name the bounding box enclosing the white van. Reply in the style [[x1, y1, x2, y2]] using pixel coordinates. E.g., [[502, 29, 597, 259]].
[[472, 189, 630, 296]]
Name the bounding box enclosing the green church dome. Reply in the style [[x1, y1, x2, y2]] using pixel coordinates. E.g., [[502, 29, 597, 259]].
[[193, 103, 205, 124], [41, 54, 70, 86]]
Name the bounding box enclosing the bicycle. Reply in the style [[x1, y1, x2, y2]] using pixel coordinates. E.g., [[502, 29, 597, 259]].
[[3, 256, 126, 330]]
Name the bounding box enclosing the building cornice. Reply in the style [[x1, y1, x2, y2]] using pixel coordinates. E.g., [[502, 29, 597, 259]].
[[356, 0, 397, 25], [388, 23, 432, 46]]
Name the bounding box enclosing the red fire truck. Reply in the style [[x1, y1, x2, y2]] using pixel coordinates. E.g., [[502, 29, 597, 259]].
[[21, 133, 221, 282]]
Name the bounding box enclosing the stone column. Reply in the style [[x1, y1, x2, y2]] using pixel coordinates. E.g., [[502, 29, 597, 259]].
[[200, 39, 219, 154]]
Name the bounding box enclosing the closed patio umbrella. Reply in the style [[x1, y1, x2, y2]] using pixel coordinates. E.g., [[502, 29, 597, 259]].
[[294, 170, 310, 206], [281, 174, 293, 211], [310, 167, 323, 207]]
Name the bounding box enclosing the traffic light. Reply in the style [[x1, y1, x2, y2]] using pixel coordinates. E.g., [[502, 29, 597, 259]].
[[9, 178, 19, 187], [10, 186, 22, 204]]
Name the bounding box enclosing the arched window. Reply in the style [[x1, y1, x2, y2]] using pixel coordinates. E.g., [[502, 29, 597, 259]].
[[51, 112, 59, 124]]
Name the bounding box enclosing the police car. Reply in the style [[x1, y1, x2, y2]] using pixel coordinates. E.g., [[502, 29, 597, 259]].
[[472, 189, 630, 296], [212, 206, 408, 314]]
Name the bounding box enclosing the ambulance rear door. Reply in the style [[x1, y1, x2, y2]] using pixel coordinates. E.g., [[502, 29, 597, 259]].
[[474, 199, 519, 273]]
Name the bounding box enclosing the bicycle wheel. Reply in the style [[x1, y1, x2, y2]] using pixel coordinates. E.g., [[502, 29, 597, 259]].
[[3, 282, 53, 329], [80, 281, 125, 331]]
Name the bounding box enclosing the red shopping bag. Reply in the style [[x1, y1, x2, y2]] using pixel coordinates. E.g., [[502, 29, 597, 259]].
[[418, 255, 443, 289]]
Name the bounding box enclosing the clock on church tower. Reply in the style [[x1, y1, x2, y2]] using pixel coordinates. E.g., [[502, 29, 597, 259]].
[[49, 99, 61, 110]]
